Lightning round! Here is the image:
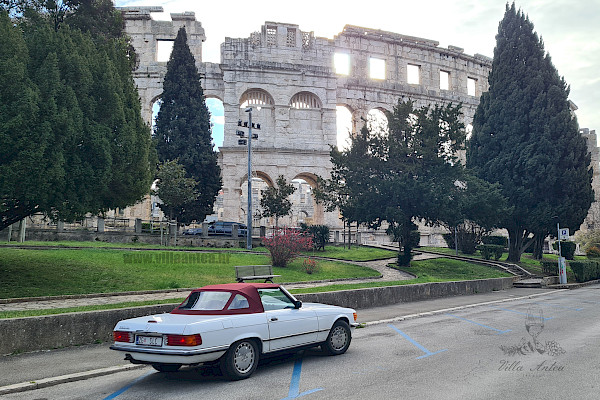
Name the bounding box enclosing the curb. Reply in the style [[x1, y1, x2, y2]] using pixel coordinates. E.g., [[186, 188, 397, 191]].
[[0, 364, 148, 396], [364, 289, 568, 326]]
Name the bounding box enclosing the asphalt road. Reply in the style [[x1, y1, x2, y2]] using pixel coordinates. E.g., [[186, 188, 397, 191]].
[[2, 286, 599, 399]]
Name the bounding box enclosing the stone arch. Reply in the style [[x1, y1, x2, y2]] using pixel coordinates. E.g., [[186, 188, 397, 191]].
[[291, 172, 324, 225], [289, 91, 322, 109], [239, 88, 275, 108], [367, 107, 389, 135], [238, 171, 275, 188]]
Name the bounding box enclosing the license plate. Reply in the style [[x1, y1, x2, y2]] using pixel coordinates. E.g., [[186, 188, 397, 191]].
[[136, 335, 163, 347]]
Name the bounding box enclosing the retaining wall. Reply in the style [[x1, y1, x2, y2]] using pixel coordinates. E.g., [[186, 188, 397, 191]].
[[0, 277, 515, 355]]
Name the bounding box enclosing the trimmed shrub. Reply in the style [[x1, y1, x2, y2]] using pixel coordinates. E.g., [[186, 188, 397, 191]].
[[442, 233, 455, 250], [397, 252, 412, 267], [482, 235, 508, 247], [302, 224, 330, 251], [479, 244, 504, 261], [552, 241, 576, 260], [586, 246, 600, 258], [540, 260, 558, 275], [569, 260, 600, 283]]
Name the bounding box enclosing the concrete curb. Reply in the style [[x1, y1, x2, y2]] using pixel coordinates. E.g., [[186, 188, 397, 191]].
[[0, 364, 147, 396], [365, 289, 568, 326]]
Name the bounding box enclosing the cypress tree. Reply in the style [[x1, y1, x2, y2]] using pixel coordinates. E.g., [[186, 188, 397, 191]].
[[155, 27, 221, 224], [467, 3, 593, 261]]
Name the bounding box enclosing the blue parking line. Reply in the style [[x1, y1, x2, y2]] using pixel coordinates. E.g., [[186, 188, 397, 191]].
[[531, 301, 583, 311], [388, 324, 447, 359], [280, 357, 323, 400], [446, 314, 511, 334], [103, 371, 152, 400], [488, 305, 553, 320]]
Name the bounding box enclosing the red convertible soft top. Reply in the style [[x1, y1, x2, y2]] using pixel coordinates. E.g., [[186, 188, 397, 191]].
[[171, 282, 280, 315]]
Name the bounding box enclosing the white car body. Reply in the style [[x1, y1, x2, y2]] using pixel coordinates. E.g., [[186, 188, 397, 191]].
[[111, 283, 358, 379]]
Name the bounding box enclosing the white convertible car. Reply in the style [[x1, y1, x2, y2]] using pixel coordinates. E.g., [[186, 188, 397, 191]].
[[110, 283, 358, 380]]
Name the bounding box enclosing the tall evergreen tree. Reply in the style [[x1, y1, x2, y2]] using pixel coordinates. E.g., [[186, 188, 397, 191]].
[[0, 3, 153, 231], [467, 3, 593, 262], [154, 27, 221, 224]]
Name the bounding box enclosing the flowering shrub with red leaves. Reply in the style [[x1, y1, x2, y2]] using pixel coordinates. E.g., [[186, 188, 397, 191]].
[[263, 230, 313, 268], [302, 257, 319, 274]]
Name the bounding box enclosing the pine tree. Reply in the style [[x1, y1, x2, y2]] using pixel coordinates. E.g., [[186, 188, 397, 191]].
[[467, 3, 593, 262], [155, 27, 221, 224]]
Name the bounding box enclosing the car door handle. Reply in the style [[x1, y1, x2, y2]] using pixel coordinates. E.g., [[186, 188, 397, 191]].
[[270, 317, 278, 321]]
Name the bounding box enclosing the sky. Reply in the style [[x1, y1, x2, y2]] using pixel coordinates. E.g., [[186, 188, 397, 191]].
[[116, 0, 600, 146]]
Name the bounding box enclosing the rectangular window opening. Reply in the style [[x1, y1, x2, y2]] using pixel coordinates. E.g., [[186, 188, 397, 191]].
[[156, 40, 174, 62], [440, 70, 450, 90], [407, 64, 420, 85], [334, 53, 350, 75], [369, 57, 385, 80], [468, 78, 477, 96]]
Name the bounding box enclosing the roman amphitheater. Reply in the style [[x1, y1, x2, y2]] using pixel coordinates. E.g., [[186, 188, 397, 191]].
[[118, 6, 599, 243]]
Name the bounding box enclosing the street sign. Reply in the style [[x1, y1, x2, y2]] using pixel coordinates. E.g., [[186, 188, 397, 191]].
[[559, 228, 569, 240]]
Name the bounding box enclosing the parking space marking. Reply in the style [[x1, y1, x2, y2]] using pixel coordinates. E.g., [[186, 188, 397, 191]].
[[102, 371, 152, 400], [531, 301, 583, 311], [280, 357, 323, 400], [388, 324, 447, 359], [445, 314, 511, 334], [487, 305, 553, 320]]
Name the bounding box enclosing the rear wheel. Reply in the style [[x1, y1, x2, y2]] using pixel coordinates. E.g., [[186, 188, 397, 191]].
[[220, 339, 259, 380], [322, 320, 351, 355], [152, 363, 181, 372]]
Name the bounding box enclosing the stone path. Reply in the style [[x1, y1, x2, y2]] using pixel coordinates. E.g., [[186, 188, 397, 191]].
[[0, 254, 440, 312]]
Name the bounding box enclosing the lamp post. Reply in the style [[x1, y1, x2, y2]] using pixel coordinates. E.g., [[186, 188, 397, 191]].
[[237, 108, 260, 250], [245, 107, 253, 250]]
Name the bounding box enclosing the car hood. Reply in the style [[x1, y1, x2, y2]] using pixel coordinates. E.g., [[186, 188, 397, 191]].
[[114, 313, 231, 335]]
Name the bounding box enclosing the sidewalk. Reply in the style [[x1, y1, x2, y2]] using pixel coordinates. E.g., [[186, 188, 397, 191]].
[[0, 286, 562, 391]]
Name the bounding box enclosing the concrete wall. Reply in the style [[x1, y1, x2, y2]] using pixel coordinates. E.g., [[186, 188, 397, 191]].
[[0, 277, 514, 355]]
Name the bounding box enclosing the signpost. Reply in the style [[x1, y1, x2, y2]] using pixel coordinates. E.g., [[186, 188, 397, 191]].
[[556, 223, 568, 284]]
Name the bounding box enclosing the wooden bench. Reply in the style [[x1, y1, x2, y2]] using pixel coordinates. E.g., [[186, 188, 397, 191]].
[[235, 265, 280, 283]]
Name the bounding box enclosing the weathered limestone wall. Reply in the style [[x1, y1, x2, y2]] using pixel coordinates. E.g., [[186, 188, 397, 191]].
[[120, 7, 493, 228]]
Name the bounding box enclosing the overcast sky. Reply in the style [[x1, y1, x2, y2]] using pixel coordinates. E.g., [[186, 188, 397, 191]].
[[116, 0, 600, 140]]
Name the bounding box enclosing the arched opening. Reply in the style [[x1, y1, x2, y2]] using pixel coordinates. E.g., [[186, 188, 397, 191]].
[[238, 171, 274, 226], [336, 105, 352, 151], [289, 91, 322, 109], [466, 123, 473, 141], [290, 178, 314, 226], [151, 97, 162, 132], [367, 108, 389, 135], [240, 89, 274, 109]]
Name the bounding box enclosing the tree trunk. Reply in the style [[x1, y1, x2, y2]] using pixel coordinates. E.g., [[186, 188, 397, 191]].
[[532, 233, 545, 260], [507, 227, 524, 262]]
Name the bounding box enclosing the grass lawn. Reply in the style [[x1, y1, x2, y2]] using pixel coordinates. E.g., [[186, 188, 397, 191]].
[[302, 245, 396, 261], [0, 240, 269, 252], [0, 247, 379, 299], [290, 258, 511, 294]]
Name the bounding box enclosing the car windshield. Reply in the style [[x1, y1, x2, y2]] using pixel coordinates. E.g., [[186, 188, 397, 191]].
[[178, 291, 233, 311], [258, 288, 295, 311]]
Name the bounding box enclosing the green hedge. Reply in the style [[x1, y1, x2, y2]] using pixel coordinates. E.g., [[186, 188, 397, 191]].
[[569, 260, 600, 283], [552, 241, 576, 260], [540, 260, 558, 275], [482, 235, 508, 247], [479, 244, 503, 260]]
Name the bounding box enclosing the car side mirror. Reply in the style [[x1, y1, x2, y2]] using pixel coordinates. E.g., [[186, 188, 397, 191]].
[[294, 300, 302, 309]]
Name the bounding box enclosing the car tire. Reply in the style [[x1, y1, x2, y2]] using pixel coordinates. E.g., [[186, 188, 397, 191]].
[[220, 339, 259, 380], [152, 363, 181, 372], [322, 320, 351, 356]]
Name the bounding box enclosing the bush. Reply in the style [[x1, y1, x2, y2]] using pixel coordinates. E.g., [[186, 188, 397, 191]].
[[540, 260, 558, 275], [302, 258, 319, 274], [443, 230, 478, 254], [262, 231, 313, 268], [569, 260, 600, 283], [482, 235, 508, 247], [397, 252, 412, 267], [586, 246, 600, 258], [302, 224, 330, 251], [479, 244, 503, 260], [552, 241, 576, 260]]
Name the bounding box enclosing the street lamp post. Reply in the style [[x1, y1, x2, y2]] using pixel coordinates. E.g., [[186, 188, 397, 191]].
[[246, 107, 253, 250], [237, 108, 260, 250]]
